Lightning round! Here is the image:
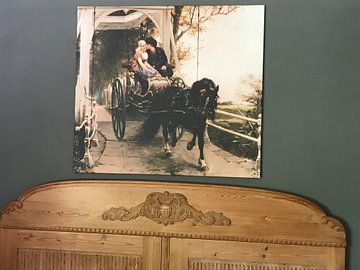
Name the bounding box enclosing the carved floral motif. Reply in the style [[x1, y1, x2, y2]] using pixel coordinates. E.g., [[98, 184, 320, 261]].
[[103, 191, 231, 226]]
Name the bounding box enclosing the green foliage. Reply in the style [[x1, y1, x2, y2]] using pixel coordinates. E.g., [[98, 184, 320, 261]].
[[90, 19, 156, 101], [72, 159, 88, 173], [72, 127, 88, 173], [239, 74, 263, 119]]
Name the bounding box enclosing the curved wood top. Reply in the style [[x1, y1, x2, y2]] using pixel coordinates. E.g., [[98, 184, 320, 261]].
[[0, 180, 346, 248]]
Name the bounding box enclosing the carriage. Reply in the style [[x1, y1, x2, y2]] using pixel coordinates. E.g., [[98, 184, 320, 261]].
[[110, 64, 187, 141], [109, 67, 219, 170], [75, 6, 220, 170]]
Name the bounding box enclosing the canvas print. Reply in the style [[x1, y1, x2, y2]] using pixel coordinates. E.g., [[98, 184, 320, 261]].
[[73, 5, 264, 178]]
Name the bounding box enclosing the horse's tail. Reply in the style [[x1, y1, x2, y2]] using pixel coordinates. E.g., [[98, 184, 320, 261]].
[[137, 113, 162, 142]]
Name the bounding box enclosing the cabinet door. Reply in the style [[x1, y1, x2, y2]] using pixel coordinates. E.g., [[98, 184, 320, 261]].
[[169, 238, 338, 270], [16, 230, 162, 270]]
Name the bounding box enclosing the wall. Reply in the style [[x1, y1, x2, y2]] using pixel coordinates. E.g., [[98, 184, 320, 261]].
[[0, 0, 358, 269]]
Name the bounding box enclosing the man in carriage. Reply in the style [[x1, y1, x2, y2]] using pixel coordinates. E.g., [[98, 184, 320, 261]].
[[145, 37, 174, 78]]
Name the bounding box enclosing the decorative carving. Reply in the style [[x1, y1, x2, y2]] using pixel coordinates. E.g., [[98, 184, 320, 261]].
[[102, 191, 231, 226], [321, 216, 345, 233], [272, 194, 346, 234], [1, 201, 23, 215]]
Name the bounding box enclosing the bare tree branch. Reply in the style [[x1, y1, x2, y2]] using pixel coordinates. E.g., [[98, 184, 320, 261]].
[[172, 5, 239, 61], [175, 6, 196, 43]]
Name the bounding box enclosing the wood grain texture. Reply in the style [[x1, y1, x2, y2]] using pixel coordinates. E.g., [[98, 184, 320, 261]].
[[0, 180, 345, 247], [188, 258, 324, 270], [17, 248, 141, 270], [0, 228, 18, 270], [143, 236, 162, 270], [0, 180, 346, 269], [17, 231, 144, 254], [170, 238, 333, 269], [161, 237, 170, 270]]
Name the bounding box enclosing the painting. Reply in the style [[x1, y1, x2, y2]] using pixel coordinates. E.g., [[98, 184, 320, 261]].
[[73, 5, 264, 178]]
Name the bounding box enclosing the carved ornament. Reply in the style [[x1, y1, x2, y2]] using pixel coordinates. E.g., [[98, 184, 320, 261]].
[[102, 191, 231, 226], [321, 216, 345, 233], [1, 201, 23, 215]]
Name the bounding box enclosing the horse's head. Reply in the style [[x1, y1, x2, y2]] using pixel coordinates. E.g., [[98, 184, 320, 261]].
[[192, 78, 219, 120]]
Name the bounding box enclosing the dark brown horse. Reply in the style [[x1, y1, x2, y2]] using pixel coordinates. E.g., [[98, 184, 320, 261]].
[[148, 78, 219, 170]]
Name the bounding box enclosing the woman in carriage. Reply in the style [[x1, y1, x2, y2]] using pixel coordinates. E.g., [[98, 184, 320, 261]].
[[132, 40, 170, 95], [133, 40, 159, 79]]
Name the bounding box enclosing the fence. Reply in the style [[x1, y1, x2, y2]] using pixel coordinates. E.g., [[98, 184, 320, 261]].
[[207, 109, 262, 169]]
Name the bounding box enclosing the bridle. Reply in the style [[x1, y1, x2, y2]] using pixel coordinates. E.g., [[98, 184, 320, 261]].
[[201, 87, 218, 119]]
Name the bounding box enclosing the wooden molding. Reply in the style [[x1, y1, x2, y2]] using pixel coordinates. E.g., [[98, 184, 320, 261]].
[[103, 191, 231, 226], [0, 224, 345, 248]]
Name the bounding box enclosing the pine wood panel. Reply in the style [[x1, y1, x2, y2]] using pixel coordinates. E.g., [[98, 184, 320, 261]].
[[17, 231, 144, 254], [0, 180, 346, 269], [0, 228, 18, 270], [188, 259, 324, 270], [170, 238, 330, 270], [143, 236, 162, 270], [16, 230, 162, 270], [0, 181, 345, 247], [17, 248, 142, 270]]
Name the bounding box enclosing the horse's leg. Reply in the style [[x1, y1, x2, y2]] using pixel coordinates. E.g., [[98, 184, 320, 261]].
[[197, 127, 208, 171], [169, 115, 179, 147], [187, 133, 197, 150], [162, 117, 171, 154]]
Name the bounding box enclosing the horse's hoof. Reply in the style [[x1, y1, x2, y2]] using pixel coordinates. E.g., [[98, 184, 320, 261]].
[[164, 144, 172, 155], [187, 143, 194, 150], [198, 159, 208, 171]]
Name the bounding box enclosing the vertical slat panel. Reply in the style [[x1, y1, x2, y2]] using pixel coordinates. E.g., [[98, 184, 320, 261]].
[[17, 248, 41, 270], [188, 259, 324, 270], [17, 249, 142, 270]]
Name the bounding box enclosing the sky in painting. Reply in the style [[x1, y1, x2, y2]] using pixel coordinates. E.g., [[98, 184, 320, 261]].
[[178, 5, 264, 103]]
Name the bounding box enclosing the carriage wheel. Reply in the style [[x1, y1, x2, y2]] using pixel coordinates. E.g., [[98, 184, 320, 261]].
[[171, 77, 186, 88], [111, 78, 126, 140]]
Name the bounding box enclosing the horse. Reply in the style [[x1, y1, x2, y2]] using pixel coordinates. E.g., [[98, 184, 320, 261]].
[[146, 78, 219, 171]]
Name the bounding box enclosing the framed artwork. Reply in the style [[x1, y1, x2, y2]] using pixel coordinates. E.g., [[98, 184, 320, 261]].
[[73, 5, 264, 178]]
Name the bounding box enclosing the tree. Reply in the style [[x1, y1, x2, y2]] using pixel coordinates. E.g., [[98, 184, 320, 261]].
[[89, 18, 155, 101], [239, 74, 263, 119], [171, 6, 238, 61], [172, 6, 238, 43]]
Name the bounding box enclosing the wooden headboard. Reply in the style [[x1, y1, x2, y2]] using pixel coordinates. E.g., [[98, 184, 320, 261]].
[[0, 180, 346, 270]]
